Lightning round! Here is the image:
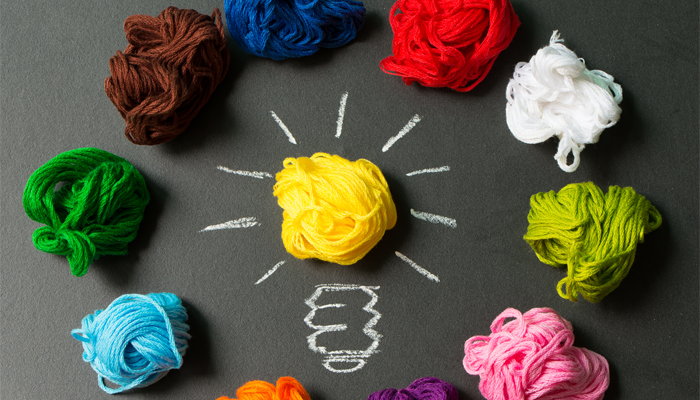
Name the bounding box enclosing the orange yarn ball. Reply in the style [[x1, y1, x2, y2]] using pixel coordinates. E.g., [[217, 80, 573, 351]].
[[216, 377, 311, 400], [273, 153, 397, 265]]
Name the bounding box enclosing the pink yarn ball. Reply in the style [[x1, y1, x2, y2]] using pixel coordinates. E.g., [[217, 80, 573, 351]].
[[463, 308, 609, 400]]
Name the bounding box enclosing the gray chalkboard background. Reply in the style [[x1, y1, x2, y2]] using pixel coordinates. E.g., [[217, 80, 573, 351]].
[[1, 0, 698, 399]]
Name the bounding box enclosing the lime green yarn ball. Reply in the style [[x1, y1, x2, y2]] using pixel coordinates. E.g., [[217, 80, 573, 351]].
[[524, 182, 662, 302], [23, 148, 150, 277]]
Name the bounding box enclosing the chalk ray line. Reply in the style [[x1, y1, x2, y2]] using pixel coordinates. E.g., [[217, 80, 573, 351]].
[[406, 166, 450, 176], [336, 92, 349, 138], [270, 110, 297, 144], [217, 165, 273, 179], [382, 114, 422, 152], [200, 217, 259, 232], [255, 260, 286, 285], [395, 251, 440, 282], [410, 209, 457, 228]]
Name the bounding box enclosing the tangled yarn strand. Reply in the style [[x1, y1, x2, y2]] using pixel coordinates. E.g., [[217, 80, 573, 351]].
[[216, 376, 311, 400], [380, 0, 520, 91], [273, 153, 397, 265], [71, 293, 190, 394], [524, 182, 662, 302], [224, 0, 366, 60], [506, 31, 623, 172], [464, 308, 610, 400], [368, 377, 459, 400], [23, 148, 149, 277], [105, 7, 230, 145]]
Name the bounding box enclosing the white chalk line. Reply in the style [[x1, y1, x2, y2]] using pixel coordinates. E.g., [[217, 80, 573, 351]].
[[255, 260, 286, 285], [395, 251, 440, 283], [217, 165, 273, 179], [199, 217, 259, 232], [304, 284, 382, 373], [410, 208, 457, 229], [406, 166, 450, 176], [336, 92, 348, 138], [382, 114, 422, 152], [270, 111, 297, 144]]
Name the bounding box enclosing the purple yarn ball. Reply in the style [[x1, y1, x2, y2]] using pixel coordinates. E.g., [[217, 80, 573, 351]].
[[368, 377, 458, 400]]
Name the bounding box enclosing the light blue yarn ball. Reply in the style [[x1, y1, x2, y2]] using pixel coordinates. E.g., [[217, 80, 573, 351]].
[[71, 293, 190, 394]]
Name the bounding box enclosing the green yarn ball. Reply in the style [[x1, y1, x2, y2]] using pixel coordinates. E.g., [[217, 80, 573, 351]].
[[23, 148, 150, 277], [524, 182, 662, 303]]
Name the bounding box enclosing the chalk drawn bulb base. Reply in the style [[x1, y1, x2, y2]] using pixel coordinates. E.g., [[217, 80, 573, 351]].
[[305, 285, 382, 374], [323, 357, 367, 373]]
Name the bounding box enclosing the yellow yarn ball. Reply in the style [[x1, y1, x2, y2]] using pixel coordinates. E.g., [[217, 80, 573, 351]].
[[273, 153, 397, 265]]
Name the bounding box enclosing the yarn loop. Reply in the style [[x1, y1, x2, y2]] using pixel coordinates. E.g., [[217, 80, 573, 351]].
[[217, 377, 311, 400], [23, 148, 149, 277], [224, 0, 366, 60], [368, 377, 459, 400], [506, 31, 623, 172], [464, 307, 610, 400], [273, 153, 397, 265], [72, 293, 190, 394], [380, 0, 520, 91], [524, 182, 662, 302], [105, 7, 230, 145]]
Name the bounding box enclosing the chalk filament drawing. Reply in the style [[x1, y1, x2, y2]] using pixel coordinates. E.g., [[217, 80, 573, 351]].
[[410, 209, 457, 228], [395, 251, 440, 282], [304, 284, 382, 373], [200, 217, 259, 232], [255, 260, 286, 285], [406, 166, 450, 176]]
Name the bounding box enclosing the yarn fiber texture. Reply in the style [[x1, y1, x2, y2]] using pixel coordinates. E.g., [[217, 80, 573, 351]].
[[524, 182, 662, 302], [216, 376, 311, 400], [71, 293, 190, 394], [464, 307, 609, 400], [105, 7, 230, 145], [506, 31, 623, 172], [273, 153, 397, 265], [380, 0, 520, 91], [368, 377, 458, 400], [22, 147, 149, 277], [224, 0, 366, 60]]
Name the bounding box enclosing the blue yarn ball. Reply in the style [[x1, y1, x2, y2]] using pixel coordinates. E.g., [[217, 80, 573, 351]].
[[71, 293, 190, 394], [224, 0, 366, 60]]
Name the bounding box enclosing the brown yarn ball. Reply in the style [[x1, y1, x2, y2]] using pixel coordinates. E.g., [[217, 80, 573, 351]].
[[105, 7, 230, 145]]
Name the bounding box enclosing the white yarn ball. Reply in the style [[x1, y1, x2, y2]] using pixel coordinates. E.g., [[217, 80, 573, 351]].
[[505, 31, 623, 172]]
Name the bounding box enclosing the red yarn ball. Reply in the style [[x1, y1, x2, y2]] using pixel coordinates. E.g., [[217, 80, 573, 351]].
[[380, 0, 520, 92]]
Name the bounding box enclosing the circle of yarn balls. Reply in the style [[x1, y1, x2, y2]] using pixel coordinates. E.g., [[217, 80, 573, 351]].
[[506, 31, 623, 172], [224, 0, 366, 60], [380, 0, 520, 91], [105, 7, 230, 145], [524, 182, 662, 303], [216, 376, 311, 400], [22, 147, 150, 277], [368, 377, 458, 400], [71, 293, 190, 394], [273, 153, 397, 265], [464, 307, 610, 400]]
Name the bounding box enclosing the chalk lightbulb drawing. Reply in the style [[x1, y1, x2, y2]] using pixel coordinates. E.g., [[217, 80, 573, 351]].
[[199, 92, 456, 372]]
